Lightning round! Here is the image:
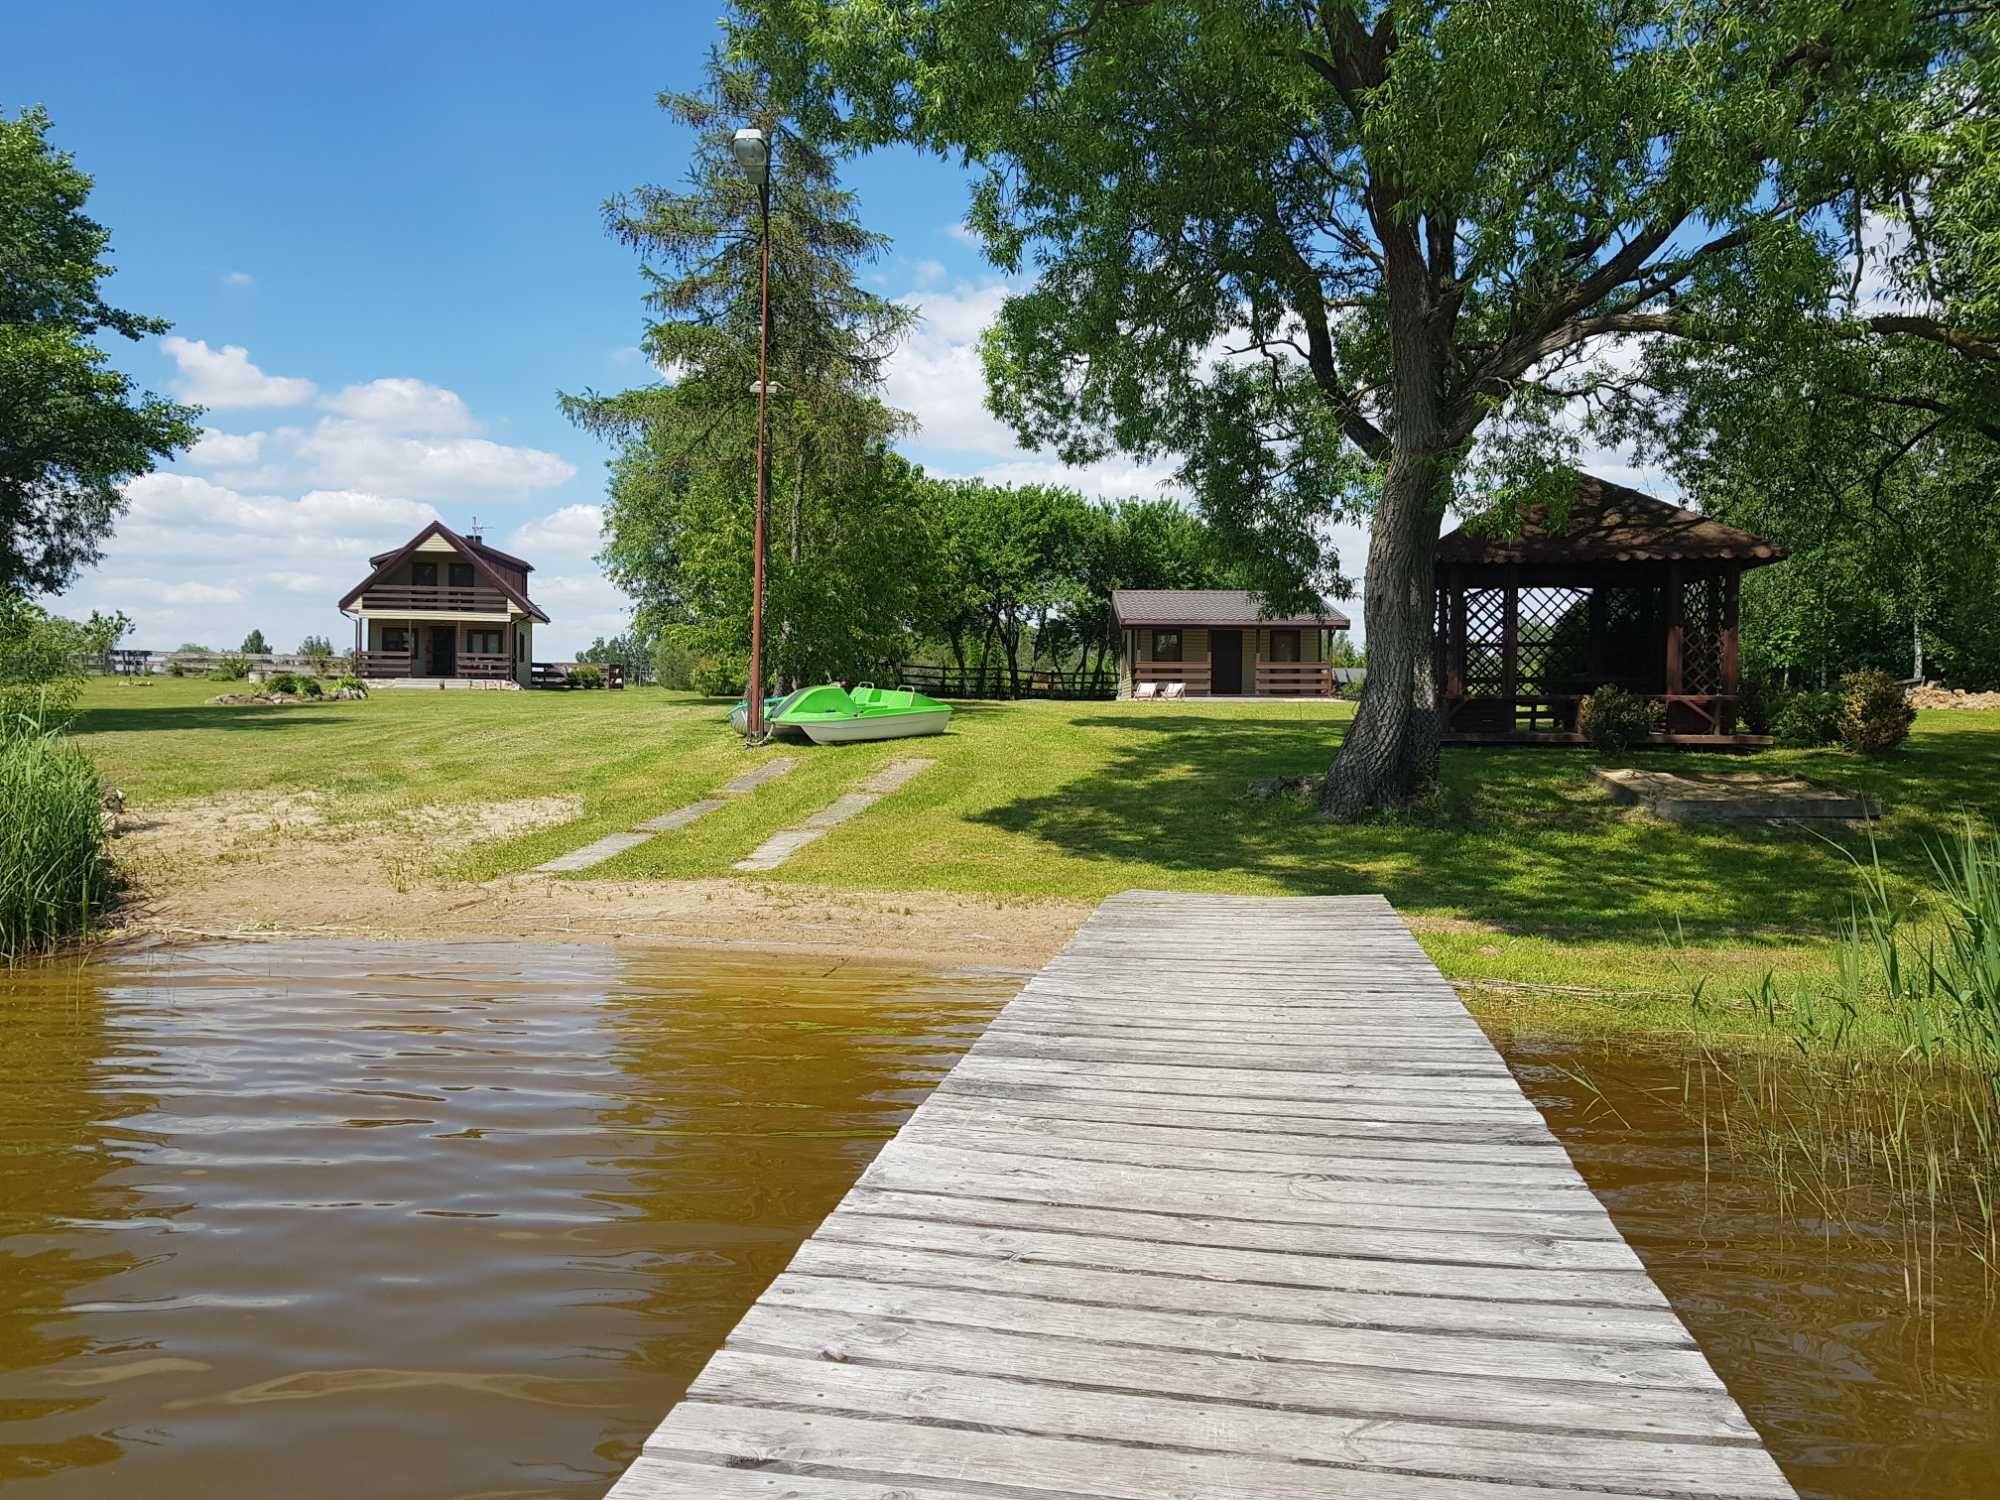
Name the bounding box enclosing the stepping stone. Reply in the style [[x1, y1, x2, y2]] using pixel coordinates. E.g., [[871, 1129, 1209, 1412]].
[[734, 758, 934, 872], [635, 798, 726, 832], [721, 757, 796, 794], [534, 830, 653, 874]]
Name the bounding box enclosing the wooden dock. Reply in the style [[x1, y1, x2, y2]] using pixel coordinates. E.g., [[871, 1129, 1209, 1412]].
[[606, 892, 1796, 1499]]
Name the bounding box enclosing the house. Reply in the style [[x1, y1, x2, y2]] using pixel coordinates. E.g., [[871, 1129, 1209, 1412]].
[[1434, 473, 1786, 744], [1112, 589, 1352, 698], [339, 520, 549, 687]]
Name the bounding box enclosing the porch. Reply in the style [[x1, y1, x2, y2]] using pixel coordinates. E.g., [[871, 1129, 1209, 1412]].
[[1111, 589, 1353, 700], [354, 617, 524, 685]]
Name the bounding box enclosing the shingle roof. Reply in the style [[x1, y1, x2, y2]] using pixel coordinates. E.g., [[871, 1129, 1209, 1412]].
[[1437, 474, 1785, 566], [1111, 589, 1350, 630], [340, 520, 550, 621]]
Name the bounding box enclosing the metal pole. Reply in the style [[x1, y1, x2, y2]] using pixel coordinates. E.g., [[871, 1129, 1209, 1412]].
[[747, 176, 772, 739]]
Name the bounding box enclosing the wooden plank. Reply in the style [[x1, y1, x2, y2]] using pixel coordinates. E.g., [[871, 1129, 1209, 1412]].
[[604, 892, 1796, 1500]]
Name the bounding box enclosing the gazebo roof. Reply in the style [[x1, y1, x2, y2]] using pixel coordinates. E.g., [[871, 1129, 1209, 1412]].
[[1437, 474, 1785, 567]]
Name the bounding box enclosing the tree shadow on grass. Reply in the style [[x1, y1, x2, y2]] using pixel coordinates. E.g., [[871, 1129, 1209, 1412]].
[[70, 703, 353, 735], [975, 713, 1996, 949]]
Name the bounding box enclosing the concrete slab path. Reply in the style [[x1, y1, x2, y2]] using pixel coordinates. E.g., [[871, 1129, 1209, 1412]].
[[733, 758, 934, 873], [533, 757, 797, 874]]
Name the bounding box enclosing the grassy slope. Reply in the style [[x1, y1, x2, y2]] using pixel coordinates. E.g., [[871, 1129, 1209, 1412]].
[[71, 679, 2000, 1025]]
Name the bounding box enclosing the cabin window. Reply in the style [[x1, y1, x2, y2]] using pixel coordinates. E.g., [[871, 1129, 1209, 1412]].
[[1270, 630, 1301, 663], [412, 561, 439, 587], [381, 628, 410, 652], [1152, 629, 1183, 662], [466, 629, 502, 655], [448, 562, 475, 589]]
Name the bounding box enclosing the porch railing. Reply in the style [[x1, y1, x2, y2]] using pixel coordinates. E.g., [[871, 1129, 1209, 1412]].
[[356, 585, 510, 613], [459, 652, 511, 678], [356, 650, 412, 677], [1254, 660, 1335, 696], [1132, 660, 1211, 694]]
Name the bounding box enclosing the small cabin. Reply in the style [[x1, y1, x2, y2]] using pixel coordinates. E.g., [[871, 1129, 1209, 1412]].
[[1113, 590, 1353, 698], [339, 521, 549, 687], [1434, 474, 1786, 745]]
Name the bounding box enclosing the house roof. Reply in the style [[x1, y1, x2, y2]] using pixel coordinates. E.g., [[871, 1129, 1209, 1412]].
[[367, 533, 535, 572], [1437, 473, 1786, 567], [1112, 589, 1351, 631], [339, 520, 550, 621]]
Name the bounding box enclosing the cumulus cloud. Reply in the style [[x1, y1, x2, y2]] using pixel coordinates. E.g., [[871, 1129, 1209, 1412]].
[[160, 337, 316, 408], [267, 570, 333, 594], [186, 427, 267, 469], [507, 503, 604, 560], [101, 576, 246, 606], [320, 377, 478, 435], [293, 423, 575, 496], [885, 279, 1025, 456]]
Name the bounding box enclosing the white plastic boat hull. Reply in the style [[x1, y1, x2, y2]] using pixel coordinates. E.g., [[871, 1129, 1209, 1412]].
[[799, 710, 952, 744]]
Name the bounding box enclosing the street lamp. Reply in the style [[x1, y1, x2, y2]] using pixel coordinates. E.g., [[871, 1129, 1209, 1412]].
[[734, 127, 773, 739]]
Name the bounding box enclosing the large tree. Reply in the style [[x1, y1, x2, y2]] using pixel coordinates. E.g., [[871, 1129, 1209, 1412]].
[[1, 106, 198, 596], [565, 55, 917, 693], [743, 0, 1971, 814]]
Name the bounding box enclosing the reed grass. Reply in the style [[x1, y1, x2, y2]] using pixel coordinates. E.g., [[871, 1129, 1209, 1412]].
[[0, 715, 109, 959]]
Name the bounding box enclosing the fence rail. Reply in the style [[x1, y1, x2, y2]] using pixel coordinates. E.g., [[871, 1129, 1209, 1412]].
[[532, 661, 626, 690], [885, 663, 1116, 701]]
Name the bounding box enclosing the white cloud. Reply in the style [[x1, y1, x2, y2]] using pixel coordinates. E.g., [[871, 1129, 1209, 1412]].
[[267, 570, 333, 594], [222, 270, 255, 288], [160, 337, 316, 408], [102, 576, 245, 606], [608, 345, 645, 366], [944, 223, 980, 247], [320, 377, 478, 435], [913, 258, 948, 288], [885, 279, 1024, 456], [186, 427, 267, 469], [948, 456, 1184, 502], [294, 422, 575, 496], [507, 503, 604, 561]]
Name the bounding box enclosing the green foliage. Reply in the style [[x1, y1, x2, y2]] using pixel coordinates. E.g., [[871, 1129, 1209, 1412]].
[[1, 106, 200, 593], [567, 664, 605, 690], [333, 676, 366, 696], [651, 629, 701, 690], [0, 724, 107, 957], [297, 634, 335, 674], [300, 677, 324, 699], [1772, 690, 1843, 748], [265, 672, 300, 695], [240, 628, 268, 654], [1737, 675, 1774, 738], [205, 656, 249, 682], [0, 592, 128, 729], [691, 656, 742, 697], [1837, 669, 1917, 755], [1576, 685, 1658, 754]]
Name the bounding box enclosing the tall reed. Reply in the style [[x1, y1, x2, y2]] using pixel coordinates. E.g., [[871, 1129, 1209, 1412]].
[[0, 714, 109, 959]]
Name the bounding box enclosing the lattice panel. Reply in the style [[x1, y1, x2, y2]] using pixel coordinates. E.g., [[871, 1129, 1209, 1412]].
[[1516, 588, 1590, 697], [1461, 588, 1506, 698], [1680, 577, 1725, 697]]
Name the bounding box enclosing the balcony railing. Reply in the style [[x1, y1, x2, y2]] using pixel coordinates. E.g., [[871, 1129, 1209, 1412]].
[[1254, 660, 1334, 696], [355, 650, 512, 680], [356, 585, 509, 613]]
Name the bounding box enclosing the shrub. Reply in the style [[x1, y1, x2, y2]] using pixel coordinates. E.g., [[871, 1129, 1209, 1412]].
[[1736, 675, 1774, 737], [333, 676, 367, 696], [1836, 668, 1916, 755], [0, 727, 109, 957], [568, 664, 605, 690], [266, 672, 301, 695], [206, 655, 250, 682], [300, 678, 324, 699], [298, 634, 335, 675], [1771, 689, 1842, 748], [691, 658, 741, 697], [1576, 685, 1658, 753]]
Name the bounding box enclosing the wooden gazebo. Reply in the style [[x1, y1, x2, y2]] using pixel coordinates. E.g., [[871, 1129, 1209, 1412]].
[[1434, 475, 1786, 746]]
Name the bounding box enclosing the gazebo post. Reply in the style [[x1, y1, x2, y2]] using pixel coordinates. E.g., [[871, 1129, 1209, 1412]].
[[1664, 561, 1685, 708], [1501, 566, 1520, 720], [1721, 570, 1742, 709]]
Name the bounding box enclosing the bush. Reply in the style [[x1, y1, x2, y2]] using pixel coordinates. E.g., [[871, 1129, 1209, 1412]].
[[1836, 668, 1916, 755], [1576, 685, 1658, 753], [652, 631, 699, 691], [333, 676, 367, 696], [568, 664, 605, 690], [266, 672, 301, 695], [206, 656, 250, 682], [691, 658, 741, 697], [1736, 675, 1774, 737], [0, 727, 109, 957], [300, 678, 324, 699], [1771, 689, 1842, 748]]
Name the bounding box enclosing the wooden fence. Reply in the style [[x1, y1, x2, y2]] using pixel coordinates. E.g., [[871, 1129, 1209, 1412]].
[[885, 663, 1116, 700], [531, 661, 626, 690]]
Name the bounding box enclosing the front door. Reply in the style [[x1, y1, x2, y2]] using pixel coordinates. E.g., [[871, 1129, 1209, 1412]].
[[427, 626, 456, 677], [1210, 629, 1242, 694]]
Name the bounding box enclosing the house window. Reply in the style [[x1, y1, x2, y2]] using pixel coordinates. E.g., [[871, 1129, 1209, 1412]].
[[1271, 630, 1301, 663], [412, 561, 439, 586], [466, 629, 503, 655], [1152, 629, 1183, 662], [448, 562, 475, 589], [381, 628, 410, 652]]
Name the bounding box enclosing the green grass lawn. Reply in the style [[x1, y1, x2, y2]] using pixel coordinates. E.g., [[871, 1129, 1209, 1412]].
[[70, 677, 2000, 1028]]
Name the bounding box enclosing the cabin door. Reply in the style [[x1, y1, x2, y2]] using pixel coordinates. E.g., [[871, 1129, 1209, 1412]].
[[1210, 630, 1242, 694], [427, 626, 456, 677]]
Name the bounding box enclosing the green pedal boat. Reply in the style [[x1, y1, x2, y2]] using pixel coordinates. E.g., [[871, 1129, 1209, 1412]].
[[729, 683, 953, 743]]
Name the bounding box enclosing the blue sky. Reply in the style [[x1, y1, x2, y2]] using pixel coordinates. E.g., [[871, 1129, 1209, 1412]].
[[11, 3, 1412, 656]]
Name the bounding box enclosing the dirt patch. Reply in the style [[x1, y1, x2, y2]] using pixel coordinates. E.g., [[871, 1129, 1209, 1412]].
[[108, 791, 1083, 973], [1909, 683, 2000, 710]]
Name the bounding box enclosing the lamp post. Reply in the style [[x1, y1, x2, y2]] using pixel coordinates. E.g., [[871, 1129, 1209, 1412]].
[[733, 126, 773, 739]]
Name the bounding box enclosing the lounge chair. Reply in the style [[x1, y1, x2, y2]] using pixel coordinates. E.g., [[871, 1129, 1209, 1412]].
[[1163, 681, 1186, 701], [1133, 682, 1160, 701]]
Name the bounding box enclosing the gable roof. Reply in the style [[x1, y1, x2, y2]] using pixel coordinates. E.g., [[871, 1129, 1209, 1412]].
[[1112, 589, 1350, 631], [367, 533, 534, 572], [339, 520, 549, 621], [1437, 473, 1785, 566]]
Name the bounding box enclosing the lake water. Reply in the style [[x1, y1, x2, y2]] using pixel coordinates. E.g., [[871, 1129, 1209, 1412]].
[[1, 941, 1995, 1498]]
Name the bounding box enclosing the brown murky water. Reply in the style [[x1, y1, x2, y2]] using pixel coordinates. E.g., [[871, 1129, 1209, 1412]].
[[0, 941, 1013, 1499], [1495, 1029, 2000, 1500], [3, 944, 1996, 1498]]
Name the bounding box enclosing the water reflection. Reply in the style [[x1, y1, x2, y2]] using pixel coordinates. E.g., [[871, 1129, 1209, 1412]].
[[0, 941, 1012, 1499], [1495, 1029, 2000, 1500]]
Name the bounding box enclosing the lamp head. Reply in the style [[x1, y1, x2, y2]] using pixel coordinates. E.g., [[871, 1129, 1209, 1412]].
[[731, 128, 770, 183]]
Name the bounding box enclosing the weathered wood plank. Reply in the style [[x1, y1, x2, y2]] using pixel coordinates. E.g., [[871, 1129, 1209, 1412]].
[[603, 891, 1796, 1500]]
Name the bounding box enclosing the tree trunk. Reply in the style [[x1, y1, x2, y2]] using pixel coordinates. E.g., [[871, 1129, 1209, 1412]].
[[1322, 450, 1447, 820]]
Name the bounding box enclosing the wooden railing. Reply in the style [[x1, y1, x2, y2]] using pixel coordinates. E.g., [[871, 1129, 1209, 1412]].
[[1254, 661, 1335, 696], [356, 585, 509, 613], [891, 663, 1115, 701], [1133, 660, 1212, 694], [459, 653, 512, 678], [531, 661, 626, 689], [1442, 692, 1753, 739], [357, 650, 412, 677]]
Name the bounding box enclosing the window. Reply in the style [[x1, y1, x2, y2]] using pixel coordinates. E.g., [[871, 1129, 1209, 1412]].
[[448, 562, 475, 589], [412, 561, 439, 587], [466, 629, 503, 655], [381, 628, 409, 652], [1151, 629, 1183, 662], [1271, 630, 1301, 663]]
